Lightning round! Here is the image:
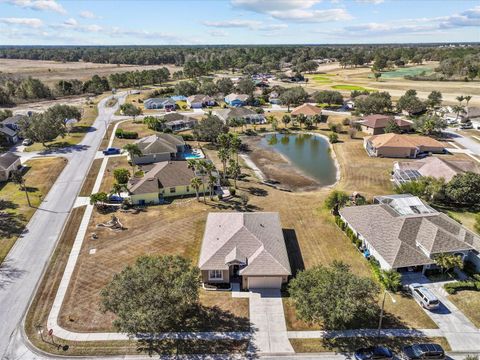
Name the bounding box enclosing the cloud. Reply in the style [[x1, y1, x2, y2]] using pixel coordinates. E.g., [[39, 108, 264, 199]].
[[203, 19, 287, 31], [79, 10, 97, 19], [0, 17, 43, 28], [207, 30, 228, 37], [7, 0, 66, 14], [356, 0, 384, 4], [231, 0, 352, 22], [438, 6, 480, 28], [63, 18, 77, 27]]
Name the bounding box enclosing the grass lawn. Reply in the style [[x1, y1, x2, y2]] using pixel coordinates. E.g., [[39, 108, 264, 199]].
[[449, 291, 480, 328], [112, 120, 155, 148], [0, 157, 67, 263], [25, 98, 100, 152], [79, 158, 102, 196], [306, 74, 333, 84], [331, 84, 372, 91], [290, 336, 451, 354], [440, 208, 479, 234], [99, 155, 131, 193]]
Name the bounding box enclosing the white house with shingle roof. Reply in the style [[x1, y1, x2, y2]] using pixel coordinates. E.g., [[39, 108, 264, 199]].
[[132, 133, 186, 165], [340, 194, 480, 273], [199, 212, 291, 289]]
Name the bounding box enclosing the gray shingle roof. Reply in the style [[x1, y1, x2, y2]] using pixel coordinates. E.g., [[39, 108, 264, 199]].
[[340, 199, 480, 269], [134, 133, 185, 155], [0, 152, 20, 170], [199, 212, 291, 276]]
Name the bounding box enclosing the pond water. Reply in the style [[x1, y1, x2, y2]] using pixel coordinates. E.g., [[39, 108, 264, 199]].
[[260, 133, 337, 186]]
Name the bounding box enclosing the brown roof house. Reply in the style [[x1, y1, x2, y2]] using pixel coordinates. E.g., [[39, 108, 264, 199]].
[[0, 152, 21, 181], [198, 212, 291, 290], [128, 160, 201, 205], [393, 157, 480, 185], [213, 107, 266, 125], [359, 115, 412, 135], [340, 194, 480, 272], [364, 133, 445, 158], [291, 103, 322, 117], [132, 133, 186, 165]]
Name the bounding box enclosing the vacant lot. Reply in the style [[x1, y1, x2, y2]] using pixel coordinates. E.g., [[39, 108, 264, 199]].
[[449, 291, 480, 328], [0, 157, 67, 263], [112, 120, 153, 148], [0, 59, 182, 86]]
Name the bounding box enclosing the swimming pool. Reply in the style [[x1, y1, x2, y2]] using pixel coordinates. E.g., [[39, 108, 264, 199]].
[[182, 150, 204, 159]]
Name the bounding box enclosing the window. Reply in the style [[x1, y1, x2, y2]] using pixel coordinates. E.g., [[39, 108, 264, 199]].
[[170, 187, 176, 193], [209, 270, 223, 280]]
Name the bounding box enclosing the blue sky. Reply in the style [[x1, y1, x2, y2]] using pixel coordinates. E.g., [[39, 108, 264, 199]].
[[0, 0, 479, 45]]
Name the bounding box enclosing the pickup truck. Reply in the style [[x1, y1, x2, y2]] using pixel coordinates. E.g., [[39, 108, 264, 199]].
[[102, 147, 121, 155]]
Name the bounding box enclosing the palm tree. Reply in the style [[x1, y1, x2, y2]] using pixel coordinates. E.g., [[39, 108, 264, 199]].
[[202, 161, 216, 200], [282, 114, 291, 129], [452, 105, 466, 122], [110, 182, 125, 197], [196, 159, 208, 203], [456, 95, 465, 104], [190, 177, 202, 202], [230, 134, 242, 166], [217, 147, 230, 180], [464, 95, 472, 118], [208, 174, 216, 200], [228, 159, 241, 189], [123, 143, 142, 175]]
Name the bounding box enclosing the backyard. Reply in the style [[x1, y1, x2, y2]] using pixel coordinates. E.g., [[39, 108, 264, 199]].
[[0, 157, 67, 263]]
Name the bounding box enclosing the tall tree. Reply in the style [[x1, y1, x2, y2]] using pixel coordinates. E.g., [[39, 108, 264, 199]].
[[123, 143, 142, 174]]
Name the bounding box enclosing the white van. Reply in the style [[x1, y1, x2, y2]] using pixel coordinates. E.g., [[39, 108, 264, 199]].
[[409, 283, 440, 310]]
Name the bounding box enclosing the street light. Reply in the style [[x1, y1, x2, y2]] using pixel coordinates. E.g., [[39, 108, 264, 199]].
[[378, 290, 396, 338]]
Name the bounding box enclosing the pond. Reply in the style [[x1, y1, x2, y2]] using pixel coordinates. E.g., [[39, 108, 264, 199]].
[[260, 133, 337, 187]]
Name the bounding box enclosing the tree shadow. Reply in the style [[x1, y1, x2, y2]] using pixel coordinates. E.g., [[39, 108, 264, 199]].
[[247, 187, 268, 197], [283, 229, 305, 277], [0, 199, 18, 210], [0, 260, 27, 290], [70, 125, 96, 134], [0, 210, 26, 239]]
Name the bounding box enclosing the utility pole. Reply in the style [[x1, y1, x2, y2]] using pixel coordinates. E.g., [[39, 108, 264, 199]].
[[378, 290, 396, 338]]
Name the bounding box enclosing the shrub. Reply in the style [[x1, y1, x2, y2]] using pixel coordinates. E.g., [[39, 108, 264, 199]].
[[164, 128, 173, 133], [245, 129, 257, 136], [259, 127, 267, 132], [115, 129, 138, 139], [329, 133, 339, 143], [444, 281, 477, 294], [229, 187, 236, 196], [181, 134, 194, 141], [342, 118, 351, 126]]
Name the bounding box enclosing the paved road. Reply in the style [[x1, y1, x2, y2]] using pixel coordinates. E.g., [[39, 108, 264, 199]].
[[0, 93, 126, 359], [445, 129, 480, 155]]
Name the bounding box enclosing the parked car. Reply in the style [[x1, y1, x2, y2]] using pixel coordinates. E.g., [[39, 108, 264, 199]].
[[102, 147, 121, 155], [401, 343, 445, 360], [22, 138, 33, 146], [408, 283, 440, 310], [108, 194, 123, 202], [460, 122, 473, 129], [354, 346, 393, 360]]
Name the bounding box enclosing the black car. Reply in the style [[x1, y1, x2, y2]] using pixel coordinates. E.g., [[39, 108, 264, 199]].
[[354, 346, 394, 360], [401, 343, 445, 360]]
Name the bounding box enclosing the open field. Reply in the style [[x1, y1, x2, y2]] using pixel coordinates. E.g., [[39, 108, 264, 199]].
[[0, 157, 67, 263], [112, 120, 153, 148], [290, 336, 451, 354], [449, 291, 480, 328], [0, 59, 182, 86]]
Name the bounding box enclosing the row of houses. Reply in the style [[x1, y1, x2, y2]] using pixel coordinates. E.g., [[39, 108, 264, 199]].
[[144, 93, 252, 110]]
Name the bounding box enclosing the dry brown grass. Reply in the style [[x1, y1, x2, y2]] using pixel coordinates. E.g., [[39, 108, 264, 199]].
[[0, 157, 67, 262], [99, 156, 130, 193], [112, 120, 154, 148], [79, 159, 102, 197], [449, 291, 480, 328]]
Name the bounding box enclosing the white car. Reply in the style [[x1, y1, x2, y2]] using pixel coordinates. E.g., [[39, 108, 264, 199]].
[[408, 283, 440, 310], [22, 139, 33, 146]]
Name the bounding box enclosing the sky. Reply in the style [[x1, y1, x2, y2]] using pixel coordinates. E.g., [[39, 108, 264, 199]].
[[0, 0, 479, 45]]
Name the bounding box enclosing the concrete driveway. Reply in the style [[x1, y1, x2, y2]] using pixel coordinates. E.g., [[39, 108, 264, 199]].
[[445, 129, 480, 155], [248, 289, 294, 355]]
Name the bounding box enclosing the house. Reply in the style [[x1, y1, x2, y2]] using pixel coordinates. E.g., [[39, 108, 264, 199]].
[[364, 133, 445, 158], [0, 152, 21, 181], [213, 107, 266, 125], [163, 113, 198, 132], [143, 98, 176, 110], [0, 114, 25, 144], [198, 212, 291, 289], [344, 95, 368, 110], [186, 95, 215, 109], [466, 107, 480, 122], [132, 133, 186, 165], [291, 103, 322, 117], [393, 157, 480, 185], [128, 160, 200, 205], [358, 115, 412, 135], [224, 93, 249, 107], [340, 194, 480, 272], [443, 112, 463, 124], [268, 91, 281, 105]]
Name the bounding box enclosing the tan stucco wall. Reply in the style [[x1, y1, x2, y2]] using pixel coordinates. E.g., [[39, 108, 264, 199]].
[[375, 146, 414, 158], [130, 185, 201, 204], [201, 270, 230, 283], [361, 126, 381, 135]]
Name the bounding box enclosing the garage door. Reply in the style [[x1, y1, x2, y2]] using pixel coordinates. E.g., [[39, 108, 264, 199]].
[[247, 276, 282, 289]]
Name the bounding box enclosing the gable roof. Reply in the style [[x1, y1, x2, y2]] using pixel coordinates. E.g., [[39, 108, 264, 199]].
[[0, 152, 20, 170], [291, 103, 322, 117], [225, 93, 248, 102], [134, 133, 185, 155], [1, 114, 25, 126], [128, 160, 195, 194], [187, 94, 213, 103], [396, 157, 480, 182], [214, 107, 259, 122], [367, 133, 444, 150], [0, 125, 17, 137], [199, 212, 291, 276], [340, 196, 480, 269], [361, 115, 411, 129], [144, 98, 176, 106]]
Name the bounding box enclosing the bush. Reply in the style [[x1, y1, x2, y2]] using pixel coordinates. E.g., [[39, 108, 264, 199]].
[[329, 133, 339, 143], [259, 127, 267, 132], [115, 129, 138, 139], [229, 187, 236, 196], [245, 129, 257, 136], [164, 128, 173, 133], [444, 281, 477, 294], [342, 118, 351, 126], [181, 134, 194, 141]]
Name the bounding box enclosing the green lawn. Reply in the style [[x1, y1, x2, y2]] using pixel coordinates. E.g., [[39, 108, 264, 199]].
[[331, 84, 373, 91], [306, 74, 333, 84]]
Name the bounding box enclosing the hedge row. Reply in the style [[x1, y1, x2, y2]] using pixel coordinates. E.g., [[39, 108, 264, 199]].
[[445, 275, 480, 294], [115, 129, 138, 139]]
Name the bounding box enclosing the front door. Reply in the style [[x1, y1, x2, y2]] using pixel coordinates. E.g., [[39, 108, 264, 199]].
[[232, 265, 240, 278]]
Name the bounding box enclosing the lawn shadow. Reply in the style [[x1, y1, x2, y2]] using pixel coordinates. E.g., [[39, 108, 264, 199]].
[[0, 210, 26, 238], [247, 187, 268, 197], [283, 228, 304, 276]]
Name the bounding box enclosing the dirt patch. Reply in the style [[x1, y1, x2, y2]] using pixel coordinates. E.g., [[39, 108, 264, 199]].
[[242, 136, 321, 192]]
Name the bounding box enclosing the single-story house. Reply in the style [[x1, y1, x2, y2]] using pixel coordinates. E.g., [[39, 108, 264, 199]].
[[291, 103, 322, 117], [144, 98, 176, 110], [171, 95, 187, 102], [128, 160, 201, 205], [393, 157, 480, 185], [0, 152, 21, 181], [224, 93, 249, 107], [132, 133, 186, 165], [466, 106, 480, 122], [269, 92, 281, 105], [163, 113, 198, 132], [186, 95, 216, 109], [198, 212, 291, 289], [213, 107, 266, 125], [340, 194, 480, 272], [0, 114, 25, 144], [364, 133, 445, 158], [358, 115, 412, 135]]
